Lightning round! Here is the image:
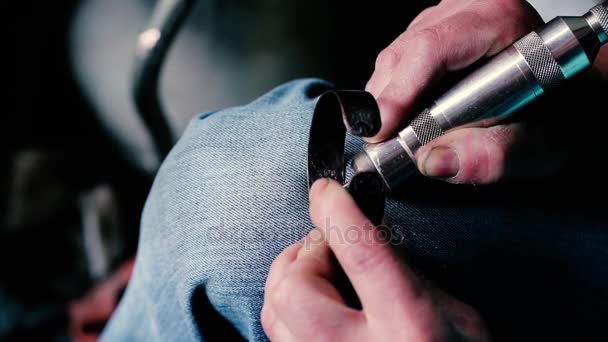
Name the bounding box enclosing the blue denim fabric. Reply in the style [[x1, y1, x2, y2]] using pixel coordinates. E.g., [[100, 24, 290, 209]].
[[101, 79, 608, 342]]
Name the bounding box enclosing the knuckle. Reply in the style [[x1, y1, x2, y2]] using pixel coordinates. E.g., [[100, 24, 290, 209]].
[[490, 0, 526, 14], [260, 304, 276, 334], [341, 238, 389, 274], [412, 25, 450, 67], [268, 256, 282, 275], [449, 130, 493, 184], [408, 5, 437, 29], [474, 127, 513, 183], [415, 26, 442, 54], [487, 125, 516, 147], [299, 312, 343, 342], [416, 13, 491, 69], [270, 275, 304, 311], [485, 125, 519, 180], [493, 0, 541, 41], [485, 125, 513, 154], [375, 46, 400, 70]]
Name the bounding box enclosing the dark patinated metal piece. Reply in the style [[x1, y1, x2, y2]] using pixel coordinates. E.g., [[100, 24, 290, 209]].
[[307, 92, 348, 187], [307, 90, 385, 225], [347, 172, 386, 226]]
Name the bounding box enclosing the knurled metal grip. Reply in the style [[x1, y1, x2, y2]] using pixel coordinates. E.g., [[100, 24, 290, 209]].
[[591, 4, 608, 35], [514, 31, 566, 91], [410, 108, 444, 145], [410, 30, 570, 148]]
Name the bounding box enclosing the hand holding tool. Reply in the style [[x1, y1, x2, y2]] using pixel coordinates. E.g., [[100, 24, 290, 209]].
[[352, 2, 608, 189]]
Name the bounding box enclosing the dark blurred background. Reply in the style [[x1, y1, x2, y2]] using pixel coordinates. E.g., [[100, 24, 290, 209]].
[[2, 0, 436, 340], [1, 0, 601, 340]]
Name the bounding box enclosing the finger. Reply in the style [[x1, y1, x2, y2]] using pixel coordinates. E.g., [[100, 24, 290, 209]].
[[265, 242, 303, 296], [68, 289, 117, 341], [309, 179, 428, 320], [293, 228, 350, 305], [294, 231, 344, 304], [408, 0, 496, 29], [263, 321, 293, 342], [71, 332, 98, 342], [270, 267, 362, 341], [367, 1, 542, 142], [407, 0, 482, 32], [406, 6, 438, 31], [296, 228, 328, 261], [415, 122, 572, 184], [265, 232, 358, 340], [432, 288, 491, 342], [261, 304, 296, 342], [367, 0, 475, 96], [365, 44, 400, 99], [365, 6, 442, 99], [415, 125, 518, 184]]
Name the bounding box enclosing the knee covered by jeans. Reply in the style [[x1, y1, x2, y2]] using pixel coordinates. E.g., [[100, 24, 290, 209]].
[[135, 79, 349, 301]]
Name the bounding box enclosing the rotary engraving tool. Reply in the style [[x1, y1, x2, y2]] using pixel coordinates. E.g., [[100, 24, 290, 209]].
[[352, 2, 608, 189]]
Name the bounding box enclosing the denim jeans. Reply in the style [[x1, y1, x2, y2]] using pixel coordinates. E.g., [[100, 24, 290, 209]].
[[101, 79, 608, 342]]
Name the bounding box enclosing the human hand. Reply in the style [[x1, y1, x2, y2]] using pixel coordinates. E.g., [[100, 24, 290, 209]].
[[262, 179, 490, 341], [68, 259, 134, 342], [366, 0, 608, 184]]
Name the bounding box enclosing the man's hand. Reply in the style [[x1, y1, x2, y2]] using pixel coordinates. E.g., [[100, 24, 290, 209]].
[[262, 179, 490, 341], [366, 0, 607, 184]]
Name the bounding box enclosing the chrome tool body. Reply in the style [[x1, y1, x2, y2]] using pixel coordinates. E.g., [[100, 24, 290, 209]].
[[352, 2, 608, 189]]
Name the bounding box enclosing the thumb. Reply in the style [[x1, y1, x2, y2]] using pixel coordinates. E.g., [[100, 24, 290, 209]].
[[415, 125, 519, 184], [308, 179, 428, 322], [415, 121, 573, 184]]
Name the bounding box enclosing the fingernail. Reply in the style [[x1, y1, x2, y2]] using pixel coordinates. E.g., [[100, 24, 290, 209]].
[[421, 147, 460, 179], [309, 178, 331, 201]]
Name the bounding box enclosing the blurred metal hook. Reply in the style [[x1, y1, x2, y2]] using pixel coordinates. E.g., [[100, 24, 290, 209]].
[[133, 0, 196, 159]]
